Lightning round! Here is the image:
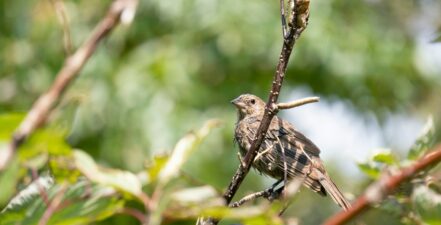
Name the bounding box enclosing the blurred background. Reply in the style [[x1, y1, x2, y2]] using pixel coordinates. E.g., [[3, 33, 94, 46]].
[[1, 0, 440, 224]]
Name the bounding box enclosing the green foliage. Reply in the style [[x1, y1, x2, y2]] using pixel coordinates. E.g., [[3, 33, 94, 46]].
[[357, 162, 381, 179], [157, 119, 221, 185], [357, 150, 397, 179], [358, 117, 439, 224], [372, 151, 398, 166], [0, 181, 125, 225], [146, 154, 168, 183], [0, 113, 74, 207], [74, 150, 143, 197], [407, 117, 435, 161], [412, 185, 441, 225], [0, 159, 20, 207], [0, 118, 229, 224], [0, 113, 24, 140]]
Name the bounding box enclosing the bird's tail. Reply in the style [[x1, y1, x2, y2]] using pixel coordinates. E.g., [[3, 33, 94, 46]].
[[315, 169, 351, 211]]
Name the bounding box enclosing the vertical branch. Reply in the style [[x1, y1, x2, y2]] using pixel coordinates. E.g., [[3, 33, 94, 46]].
[[198, 1, 310, 224], [0, 0, 138, 171]]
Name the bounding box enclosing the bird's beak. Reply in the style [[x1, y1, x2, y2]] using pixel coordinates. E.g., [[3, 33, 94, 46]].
[[231, 97, 244, 108]]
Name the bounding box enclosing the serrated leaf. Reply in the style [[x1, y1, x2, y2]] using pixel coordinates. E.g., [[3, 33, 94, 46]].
[[357, 162, 381, 179], [412, 185, 441, 225], [372, 150, 397, 165], [408, 116, 435, 160], [73, 150, 142, 196], [0, 181, 125, 225], [158, 119, 221, 185]]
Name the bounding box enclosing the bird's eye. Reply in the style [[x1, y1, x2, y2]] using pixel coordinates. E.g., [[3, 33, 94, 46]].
[[250, 99, 256, 104]]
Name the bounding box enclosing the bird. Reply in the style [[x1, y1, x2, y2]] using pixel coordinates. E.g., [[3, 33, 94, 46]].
[[231, 93, 351, 210]]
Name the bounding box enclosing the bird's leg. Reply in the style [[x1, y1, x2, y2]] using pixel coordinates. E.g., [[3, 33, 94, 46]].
[[264, 179, 284, 201], [270, 179, 283, 190], [269, 185, 285, 201]]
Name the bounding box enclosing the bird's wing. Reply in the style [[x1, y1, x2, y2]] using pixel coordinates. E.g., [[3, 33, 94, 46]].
[[269, 117, 321, 158]]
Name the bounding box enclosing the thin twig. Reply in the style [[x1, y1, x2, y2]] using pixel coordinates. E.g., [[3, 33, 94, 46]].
[[49, 0, 73, 55], [198, 1, 310, 224], [138, 192, 153, 212], [38, 183, 68, 225], [323, 145, 441, 225], [230, 182, 285, 208], [229, 190, 269, 208], [276, 96, 319, 110], [0, 0, 138, 171]]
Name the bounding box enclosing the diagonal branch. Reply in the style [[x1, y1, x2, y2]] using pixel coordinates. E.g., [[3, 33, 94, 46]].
[[323, 145, 441, 225], [38, 183, 68, 225], [198, 1, 310, 224], [0, 0, 138, 171]]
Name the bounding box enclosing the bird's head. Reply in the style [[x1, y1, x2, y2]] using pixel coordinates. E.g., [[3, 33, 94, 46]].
[[231, 94, 265, 119]]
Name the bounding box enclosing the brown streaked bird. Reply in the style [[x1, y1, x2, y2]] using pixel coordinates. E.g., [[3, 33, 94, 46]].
[[232, 94, 351, 210]]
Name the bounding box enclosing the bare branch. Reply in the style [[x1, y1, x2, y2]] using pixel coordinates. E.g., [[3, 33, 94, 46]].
[[276, 96, 319, 110], [323, 145, 441, 225], [230, 177, 303, 211], [229, 190, 269, 208], [0, 0, 138, 171], [198, 1, 311, 224]]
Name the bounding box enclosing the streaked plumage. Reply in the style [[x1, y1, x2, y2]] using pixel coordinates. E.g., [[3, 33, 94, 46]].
[[232, 94, 351, 210]]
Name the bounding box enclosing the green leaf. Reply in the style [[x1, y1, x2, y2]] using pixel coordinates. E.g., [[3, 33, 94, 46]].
[[357, 162, 381, 179], [0, 158, 22, 208], [146, 154, 169, 182], [158, 119, 221, 185], [372, 150, 397, 165], [0, 113, 25, 140], [73, 150, 142, 197], [49, 154, 80, 183], [19, 128, 71, 160], [412, 185, 441, 225], [407, 116, 435, 161], [0, 181, 125, 225], [18, 127, 73, 182]]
